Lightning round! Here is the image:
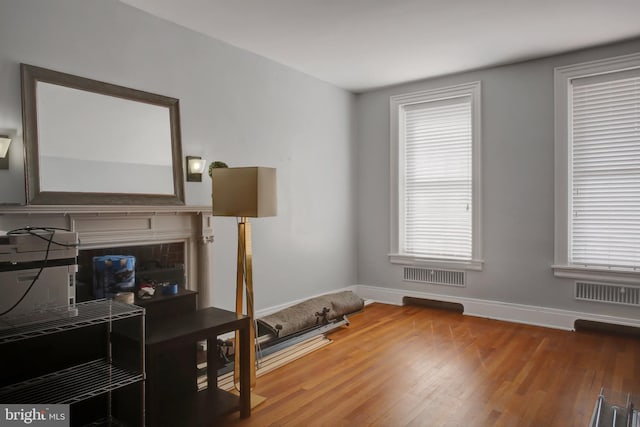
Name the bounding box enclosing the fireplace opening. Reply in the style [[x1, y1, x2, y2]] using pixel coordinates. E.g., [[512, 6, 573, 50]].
[[76, 242, 186, 302]]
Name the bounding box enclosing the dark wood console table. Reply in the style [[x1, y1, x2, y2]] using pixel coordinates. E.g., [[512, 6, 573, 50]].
[[135, 287, 198, 324], [145, 307, 251, 426]]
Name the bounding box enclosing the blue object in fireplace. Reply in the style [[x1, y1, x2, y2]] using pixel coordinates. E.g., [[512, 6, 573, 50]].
[[92, 255, 136, 298]]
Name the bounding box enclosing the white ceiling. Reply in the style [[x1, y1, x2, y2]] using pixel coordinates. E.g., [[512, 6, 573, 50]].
[[120, 0, 640, 93]]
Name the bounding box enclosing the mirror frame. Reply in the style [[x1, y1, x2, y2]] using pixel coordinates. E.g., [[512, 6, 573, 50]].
[[21, 63, 185, 205]]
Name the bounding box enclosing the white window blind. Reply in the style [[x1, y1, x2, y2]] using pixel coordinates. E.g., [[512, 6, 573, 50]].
[[402, 96, 472, 260], [570, 70, 640, 269]]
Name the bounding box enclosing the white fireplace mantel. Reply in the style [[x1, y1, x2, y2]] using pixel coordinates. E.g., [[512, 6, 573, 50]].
[[0, 204, 212, 215], [0, 205, 214, 308]]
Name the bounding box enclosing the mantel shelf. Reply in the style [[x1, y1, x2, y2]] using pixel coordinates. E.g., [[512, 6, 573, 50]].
[[0, 205, 212, 216]]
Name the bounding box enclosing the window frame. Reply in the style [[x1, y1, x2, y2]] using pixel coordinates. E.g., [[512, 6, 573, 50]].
[[389, 81, 483, 271], [553, 52, 640, 284]]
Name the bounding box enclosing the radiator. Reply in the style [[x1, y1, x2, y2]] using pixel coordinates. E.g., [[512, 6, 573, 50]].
[[575, 281, 640, 307], [403, 267, 465, 287]]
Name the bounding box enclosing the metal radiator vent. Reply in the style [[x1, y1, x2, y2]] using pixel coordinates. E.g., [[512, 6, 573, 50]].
[[575, 281, 640, 307], [403, 267, 465, 287]]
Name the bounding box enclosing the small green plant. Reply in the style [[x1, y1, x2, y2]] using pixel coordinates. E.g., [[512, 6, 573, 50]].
[[208, 161, 229, 178]]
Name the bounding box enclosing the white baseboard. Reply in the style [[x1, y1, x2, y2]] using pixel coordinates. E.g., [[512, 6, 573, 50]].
[[352, 284, 640, 331]]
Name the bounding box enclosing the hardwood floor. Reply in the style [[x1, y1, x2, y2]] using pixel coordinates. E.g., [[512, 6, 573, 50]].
[[220, 302, 640, 427]]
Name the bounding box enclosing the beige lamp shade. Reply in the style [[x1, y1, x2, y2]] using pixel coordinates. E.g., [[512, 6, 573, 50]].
[[212, 167, 277, 217]]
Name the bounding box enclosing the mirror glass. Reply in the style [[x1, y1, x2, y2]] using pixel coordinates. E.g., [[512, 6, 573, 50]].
[[21, 64, 185, 205]]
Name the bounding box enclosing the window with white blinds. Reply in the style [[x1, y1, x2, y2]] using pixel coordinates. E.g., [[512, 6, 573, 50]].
[[390, 82, 482, 270], [570, 69, 640, 269], [403, 97, 472, 260], [554, 53, 640, 281]]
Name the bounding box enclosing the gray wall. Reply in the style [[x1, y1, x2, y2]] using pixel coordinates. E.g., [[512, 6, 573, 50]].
[[0, 0, 356, 311], [2, 0, 638, 321], [355, 38, 640, 320]]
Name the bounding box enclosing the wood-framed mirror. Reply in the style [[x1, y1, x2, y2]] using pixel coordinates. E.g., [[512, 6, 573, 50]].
[[21, 63, 185, 205]]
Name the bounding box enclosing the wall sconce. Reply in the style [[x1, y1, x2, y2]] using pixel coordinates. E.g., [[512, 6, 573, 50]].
[[186, 156, 206, 182], [0, 136, 11, 170]]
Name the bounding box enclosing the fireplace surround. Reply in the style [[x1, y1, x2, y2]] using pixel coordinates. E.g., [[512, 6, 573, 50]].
[[77, 242, 186, 302], [0, 205, 213, 309]]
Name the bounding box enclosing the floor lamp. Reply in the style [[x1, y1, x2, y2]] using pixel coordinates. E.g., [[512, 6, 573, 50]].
[[212, 166, 277, 397]]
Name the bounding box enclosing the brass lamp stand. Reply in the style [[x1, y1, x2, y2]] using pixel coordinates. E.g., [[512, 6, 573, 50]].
[[234, 216, 256, 389]]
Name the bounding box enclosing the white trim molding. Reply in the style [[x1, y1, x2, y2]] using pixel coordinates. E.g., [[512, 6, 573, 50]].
[[553, 52, 640, 282], [552, 265, 640, 286], [389, 81, 483, 271], [388, 253, 484, 271], [353, 285, 640, 331]]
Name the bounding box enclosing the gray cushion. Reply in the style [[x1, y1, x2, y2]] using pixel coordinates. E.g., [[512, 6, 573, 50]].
[[257, 290, 364, 338]]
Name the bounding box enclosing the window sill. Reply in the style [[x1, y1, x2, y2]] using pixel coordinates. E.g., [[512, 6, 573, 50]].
[[552, 264, 640, 284], [389, 254, 484, 271]]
